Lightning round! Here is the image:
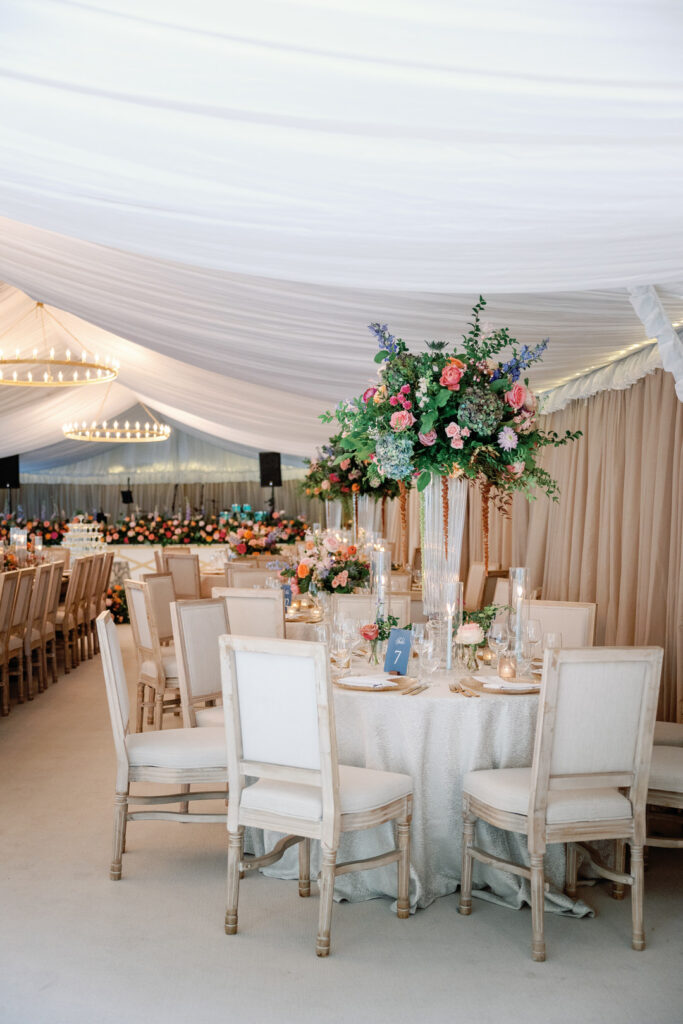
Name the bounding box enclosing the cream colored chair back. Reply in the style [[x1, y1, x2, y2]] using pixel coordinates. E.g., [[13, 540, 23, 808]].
[[46, 547, 70, 570], [26, 563, 50, 638], [529, 600, 596, 647], [220, 635, 338, 845], [226, 567, 281, 589], [154, 550, 164, 573], [529, 648, 662, 844], [98, 551, 115, 612], [165, 552, 201, 599], [125, 580, 155, 660], [331, 592, 411, 627], [211, 586, 285, 639], [10, 568, 35, 637], [171, 598, 229, 726], [45, 559, 65, 627], [143, 574, 175, 643], [97, 611, 132, 788], [0, 571, 18, 646], [492, 578, 508, 605], [464, 561, 499, 612]]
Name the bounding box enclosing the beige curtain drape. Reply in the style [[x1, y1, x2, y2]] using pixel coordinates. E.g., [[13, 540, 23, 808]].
[[464, 369, 682, 722]]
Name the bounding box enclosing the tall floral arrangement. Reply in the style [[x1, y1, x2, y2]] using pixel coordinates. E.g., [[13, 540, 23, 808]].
[[300, 438, 400, 501]]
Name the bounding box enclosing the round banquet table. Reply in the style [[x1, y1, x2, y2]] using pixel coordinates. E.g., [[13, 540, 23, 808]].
[[245, 666, 591, 917]]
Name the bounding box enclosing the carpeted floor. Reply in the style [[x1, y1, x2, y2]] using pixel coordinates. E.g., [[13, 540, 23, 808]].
[[1, 625, 681, 1024]]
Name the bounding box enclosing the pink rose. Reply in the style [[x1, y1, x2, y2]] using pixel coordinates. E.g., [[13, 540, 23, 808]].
[[507, 461, 525, 479], [360, 623, 379, 641], [362, 387, 377, 403], [390, 410, 416, 432], [339, 458, 351, 470], [505, 382, 527, 410], [523, 389, 538, 413], [323, 536, 340, 553], [400, 384, 411, 394], [320, 480, 330, 490], [418, 429, 437, 446], [329, 473, 340, 483], [445, 421, 464, 449], [389, 395, 399, 406], [440, 358, 466, 391], [332, 570, 349, 589]]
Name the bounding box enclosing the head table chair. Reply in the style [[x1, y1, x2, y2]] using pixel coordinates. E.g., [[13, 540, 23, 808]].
[[219, 634, 413, 957], [528, 600, 596, 647], [125, 577, 180, 732], [211, 586, 285, 639], [653, 721, 683, 746], [331, 592, 411, 629], [43, 560, 65, 686], [164, 551, 201, 600], [459, 646, 662, 962], [464, 561, 499, 612], [8, 567, 36, 704], [0, 571, 19, 715], [24, 563, 51, 698], [96, 611, 228, 882], [645, 742, 683, 852], [171, 598, 229, 728]]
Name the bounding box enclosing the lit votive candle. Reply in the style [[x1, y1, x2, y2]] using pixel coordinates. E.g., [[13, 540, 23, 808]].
[[498, 655, 516, 681], [479, 647, 495, 666]]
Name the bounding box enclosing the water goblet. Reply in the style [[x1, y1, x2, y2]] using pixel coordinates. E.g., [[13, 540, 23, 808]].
[[543, 631, 563, 652], [487, 621, 507, 667]]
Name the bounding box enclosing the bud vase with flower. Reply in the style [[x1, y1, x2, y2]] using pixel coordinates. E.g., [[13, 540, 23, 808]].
[[455, 621, 485, 672]]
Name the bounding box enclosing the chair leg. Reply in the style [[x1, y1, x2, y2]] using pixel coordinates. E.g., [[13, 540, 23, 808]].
[[225, 828, 244, 935], [397, 814, 411, 919], [565, 841, 578, 898], [25, 649, 34, 700], [611, 838, 626, 900], [459, 806, 475, 915], [49, 639, 58, 684], [0, 662, 8, 716], [110, 790, 129, 880], [530, 853, 546, 962], [179, 783, 190, 815], [630, 844, 645, 951], [298, 837, 311, 897], [153, 688, 164, 730], [316, 846, 337, 957], [135, 682, 145, 733], [87, 619, 94, 659]]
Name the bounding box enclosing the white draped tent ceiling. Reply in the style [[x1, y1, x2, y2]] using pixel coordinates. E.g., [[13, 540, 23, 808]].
[[0, 0, 682, 472]]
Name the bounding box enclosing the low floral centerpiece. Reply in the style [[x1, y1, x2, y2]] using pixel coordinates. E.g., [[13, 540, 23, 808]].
[[360, 614, 399, 665], [281, 534, 369, 595]]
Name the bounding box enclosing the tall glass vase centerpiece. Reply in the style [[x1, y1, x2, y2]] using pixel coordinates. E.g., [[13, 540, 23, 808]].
[[320, 297, 582, 613], [325, 500, 342, 531]]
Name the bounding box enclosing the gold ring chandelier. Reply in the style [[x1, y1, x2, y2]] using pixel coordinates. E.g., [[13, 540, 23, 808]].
[[63, 403, 171, 444], [0, 301, 119, 387]]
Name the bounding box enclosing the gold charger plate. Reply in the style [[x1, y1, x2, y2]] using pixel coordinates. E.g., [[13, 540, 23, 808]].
[[334, 675, 417, 693], [461, 675, 540, 696]]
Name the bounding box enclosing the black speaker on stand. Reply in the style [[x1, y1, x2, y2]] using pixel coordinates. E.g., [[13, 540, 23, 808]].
[[0, 454, 20, 516], [259, 452, 282, 515]]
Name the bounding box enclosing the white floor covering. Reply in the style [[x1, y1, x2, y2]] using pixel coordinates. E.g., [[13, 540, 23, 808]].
[[1, 624, 681, 1024]]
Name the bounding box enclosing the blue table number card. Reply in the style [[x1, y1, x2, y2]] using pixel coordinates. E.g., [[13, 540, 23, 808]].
[[383, 628, 413, 675], [282, 583, 293, 610]]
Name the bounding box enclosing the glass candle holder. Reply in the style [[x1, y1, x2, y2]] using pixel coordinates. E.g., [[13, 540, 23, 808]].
[[508, 567, 529, 659], [498, 655, 517, 681]]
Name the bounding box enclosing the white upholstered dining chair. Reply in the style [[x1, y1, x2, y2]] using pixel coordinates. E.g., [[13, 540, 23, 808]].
[[459, 646, 663, 961], [8, 567, 35, 703], [125, 577, 180, 731], [0, 571, 19, 716], [464, 561, 499, 612], [219, 634, 413, 956], [528, 600, 596, 647], [331, 592, 411, 627], [653, 721, 683, 746], [96, 611, 228, 881], [23, 563, 51, 697], [225, 566, 281, 589], [171, 598, 229, 728], [165, 551, 201, 599], [211, 586, 285, 638]]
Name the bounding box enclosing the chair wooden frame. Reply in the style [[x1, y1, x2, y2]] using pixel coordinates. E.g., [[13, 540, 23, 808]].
[[7, 567, 36, 703], [219, 634, 413, 956], [96, 611, 228, 881], [459, 646, 663, 961], [43, 559, 65, 685], [24, 563, 51, 697]]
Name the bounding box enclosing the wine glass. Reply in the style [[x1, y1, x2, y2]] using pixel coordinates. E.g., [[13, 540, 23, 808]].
[[515, 639, 534, 679], [330, 630, 352, 677], [526, 618, 542, 662], [543, 631, 563, 652], [487, 621, 507, 667], [418, 643, 440, 687]]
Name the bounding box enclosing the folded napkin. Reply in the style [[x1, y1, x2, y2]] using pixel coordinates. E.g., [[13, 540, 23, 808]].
[[340, 675, 398, 689], [482, 678, 540, 692]]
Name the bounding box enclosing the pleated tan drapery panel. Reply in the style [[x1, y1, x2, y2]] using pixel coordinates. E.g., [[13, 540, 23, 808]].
[[464, 369, 682, 722]]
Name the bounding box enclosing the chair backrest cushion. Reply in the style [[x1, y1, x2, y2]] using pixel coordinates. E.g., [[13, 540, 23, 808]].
[[97, 611, 131, 763], [529, 600, 596, 646], [173, 598, 229, 701], [125, 581, 153, 651], [166, 553, 200, 598], [332, 592, 410, 627], [145, 574, 175, 642], [0, 571, 18, 636], [212, 587, 285, 638]]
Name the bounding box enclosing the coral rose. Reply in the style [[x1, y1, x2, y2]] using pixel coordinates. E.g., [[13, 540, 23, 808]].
[[418, 429, 437, 446], [339, 458, 351, 470], [440, 358, 466, 391], [360, 623, 379, 641], [297, 562, 310, 578], [390, 409, 416, 432], [507, 461, 525, 479], [505, 382, 527, 410], [362, 387, 377, 404]]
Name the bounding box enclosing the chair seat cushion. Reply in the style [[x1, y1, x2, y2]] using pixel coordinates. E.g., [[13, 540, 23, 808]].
[[241, 764, 412, 821], [649, 746, 683, 794], [195, 706, 225, 728], [653, 721, 683, 747], [126, 727, 227, 769], [140, 653, 178, 682], [463, 767, 632, 824]]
